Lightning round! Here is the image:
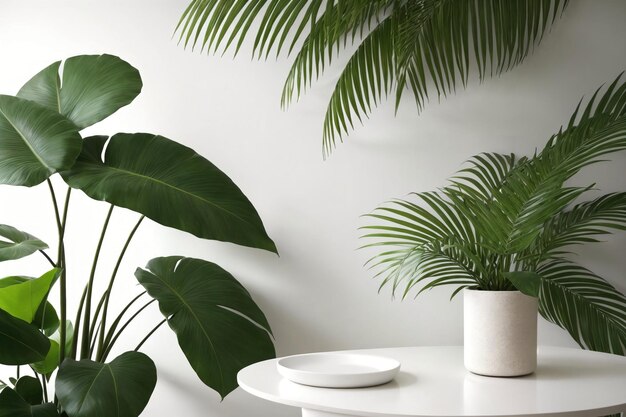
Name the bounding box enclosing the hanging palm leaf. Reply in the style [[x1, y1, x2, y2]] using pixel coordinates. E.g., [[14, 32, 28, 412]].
[[361, 74, 626, 354], [176, 0, 568, 155]]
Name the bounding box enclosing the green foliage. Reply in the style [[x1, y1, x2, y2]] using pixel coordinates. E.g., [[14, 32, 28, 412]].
[[0, 225, 48, 262], [0, 95, 82, 186], [14, 376, 42, 406], [135, 256, 275, 398], [56, 352, 156, 417], [0, 388, 58, 417], [0, 269, 60, 322], [0, 309, 50, 365], [63, 133, 276, 253], [176, 0, 568, 156], [0, 54, 277, 415], [17, 54, 142, 130], [362, 75, 626, 354]]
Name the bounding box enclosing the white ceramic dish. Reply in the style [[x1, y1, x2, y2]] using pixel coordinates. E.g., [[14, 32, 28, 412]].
[[276, 353, 400, 388]]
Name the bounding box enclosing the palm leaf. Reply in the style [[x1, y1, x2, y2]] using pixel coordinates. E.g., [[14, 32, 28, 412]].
[[526, 193, 626, 265], [538, 261, 626, 355], [176, 0, 568, 155]]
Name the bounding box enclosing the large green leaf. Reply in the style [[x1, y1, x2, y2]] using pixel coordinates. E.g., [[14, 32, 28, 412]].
[[0, 95, 82, 187], [0, 225, 48, 262], [55, 351, 156, 417], [0, 308, 50, 365], [135, 256, 275, 398], [0, 388, 58, 417], [14, 376, 42, 406], [62, 133, 277, 252], [17, 54, 142, 130], [0, 269, 60, 323]]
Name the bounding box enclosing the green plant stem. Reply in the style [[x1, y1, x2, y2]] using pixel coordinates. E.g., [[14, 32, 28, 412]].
[[96, 291, 146, 361], [16, 365, 20, 379], [41, 373, 49, 403], [95, 215, 144, 360], [38, 250, 56, 267], [80, 205, 114, 359], [100, 299, 155, 362], [89, 321, 102, 353], [30, 366, 49, 403], [71, 287, 88, 359], [135, 319, 167, 352], [46, 180, 69, 362], [87, 294, 108, 350]]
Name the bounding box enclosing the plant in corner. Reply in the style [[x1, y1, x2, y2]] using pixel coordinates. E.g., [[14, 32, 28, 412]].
[[361, 74, 626, 376], [175, 0, 569, 155], [0, 54, 276, 416]]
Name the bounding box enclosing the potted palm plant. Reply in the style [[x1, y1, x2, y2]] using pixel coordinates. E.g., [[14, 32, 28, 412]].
[[362, 75, 626, 376], [0, 54, 276, 416]]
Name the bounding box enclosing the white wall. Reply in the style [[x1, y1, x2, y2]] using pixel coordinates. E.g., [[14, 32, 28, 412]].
[[0, 1, 625, 416]]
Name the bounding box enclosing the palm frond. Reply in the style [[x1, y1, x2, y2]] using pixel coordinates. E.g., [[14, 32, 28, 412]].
[[538, 260, 626, 355], [526, 193, 626, 265], [323, 0, 569, 154], [176, 0, 568, 155]]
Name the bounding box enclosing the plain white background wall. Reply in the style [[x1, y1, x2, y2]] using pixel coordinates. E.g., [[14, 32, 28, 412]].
[[0, 1, 625, 416]]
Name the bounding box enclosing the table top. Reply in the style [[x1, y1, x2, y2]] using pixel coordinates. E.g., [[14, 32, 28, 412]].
[[237, 346, 626, 417]]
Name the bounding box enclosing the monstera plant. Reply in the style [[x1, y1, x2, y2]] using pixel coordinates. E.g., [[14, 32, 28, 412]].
[[362, 74, 626, 355], [176, 0, 568, 155], [0, 54, 276, 417]]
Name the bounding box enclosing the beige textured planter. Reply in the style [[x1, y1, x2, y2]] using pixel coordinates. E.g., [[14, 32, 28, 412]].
[[464, 288, 538, 377]]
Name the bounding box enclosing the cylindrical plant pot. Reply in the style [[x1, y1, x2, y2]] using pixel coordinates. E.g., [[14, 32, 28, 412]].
[[464, 288, 538, 377]]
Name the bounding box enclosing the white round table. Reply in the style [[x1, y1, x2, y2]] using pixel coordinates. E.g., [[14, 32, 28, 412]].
[[237, 346, 626, 417]]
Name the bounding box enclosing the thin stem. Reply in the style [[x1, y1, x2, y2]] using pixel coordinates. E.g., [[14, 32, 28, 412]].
[[87, 293, 108, 350], [135, 319, 167, 352], [16, 365, 20, 379], [96, 291, 146, 361], [42, 374, 49, 403], [80, 205, 114, 359], [39, 250, 56, 267], [71, 286, 88, 359], [29, 366, 48, 403], [95, 215, 144, 359], [89, 321, 102, 354], [100, 299, 155, 362], [46, 180, 67, 361]]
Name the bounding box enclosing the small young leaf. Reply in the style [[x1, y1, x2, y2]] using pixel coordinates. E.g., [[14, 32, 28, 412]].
[[504, 271, 541, 298]]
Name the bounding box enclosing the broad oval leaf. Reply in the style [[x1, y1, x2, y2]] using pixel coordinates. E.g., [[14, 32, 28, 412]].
[[0, 269, 60, 322], [0, 308, 50, 365], [17, 54, 142, 130], [0, 95, 82, 186], [14, 376, 42, 406], [56, 351, 156, 417], [63, 134, 277, 252], [135, 256, 275, 398], [0, 225, 48, 262], [0, 388, 58, 417]]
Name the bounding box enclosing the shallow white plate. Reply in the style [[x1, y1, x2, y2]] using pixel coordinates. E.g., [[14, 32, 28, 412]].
[[277, 353, 400, 388]]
